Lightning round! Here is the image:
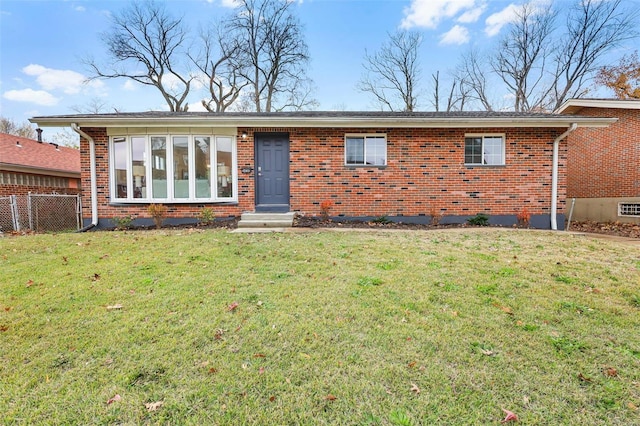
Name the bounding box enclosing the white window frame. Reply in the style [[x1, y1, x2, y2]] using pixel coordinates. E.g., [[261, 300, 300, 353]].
[[109, 134, 237, 203], [344, 133, 387, 166], [618, 202, 640, 217], [464, 134, 506, 166]]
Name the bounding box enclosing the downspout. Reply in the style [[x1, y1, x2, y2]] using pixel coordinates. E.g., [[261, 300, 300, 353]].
[[71, 123, 99, 231], [551, 123, 577, 231]]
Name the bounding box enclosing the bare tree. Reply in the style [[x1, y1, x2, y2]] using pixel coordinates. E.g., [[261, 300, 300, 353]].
[[550, 0, 638, 110], [86, 0, 192, 111], [455, 50, 494, 111], [430, 71, 472, 112], [190, 27, 249, 113], [225, 0, 315, 112], [493, 2, 557, 112], [358, 30, 422, 112], [455, 0, 637, 111], [70, 98, 120, 114], [0, 117, 36, 138]]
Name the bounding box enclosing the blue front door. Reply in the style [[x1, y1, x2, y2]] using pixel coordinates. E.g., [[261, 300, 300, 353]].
[[255, 133, 290, 212]]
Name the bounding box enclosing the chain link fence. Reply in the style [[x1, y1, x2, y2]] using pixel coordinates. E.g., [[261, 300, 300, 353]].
[[0, 194, 82, 233]]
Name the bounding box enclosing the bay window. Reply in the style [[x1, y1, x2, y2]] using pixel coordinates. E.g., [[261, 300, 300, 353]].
[[110, 134, 236, 202]]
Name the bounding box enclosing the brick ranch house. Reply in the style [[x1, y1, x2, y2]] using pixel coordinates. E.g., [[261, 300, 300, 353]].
[[0, 131, 80, 197], [557, 99, 640, 224], [29, 111, 615, 230]]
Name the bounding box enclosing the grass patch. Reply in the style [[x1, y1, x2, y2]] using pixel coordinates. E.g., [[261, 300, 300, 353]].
[[1, 229, 639, 424]]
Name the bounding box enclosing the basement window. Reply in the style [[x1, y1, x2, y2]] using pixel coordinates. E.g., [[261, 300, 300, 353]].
[[618, 203, 640, 217]]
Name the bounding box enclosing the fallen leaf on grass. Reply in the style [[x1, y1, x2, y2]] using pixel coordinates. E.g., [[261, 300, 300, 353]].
[[106, 304, 123, 311], [325, 394, 337, 401], [410, 383, 420, 394], [253, 353, 266, 358], [269, 396, 276, 402], [227, 302, 239, 311], [407, 361, 416, 368], [144, 401, 163, 412], [259, 367, 265, 374], [208, 367, 218, 374], [603, 367, 618, 377], [106, 394, 121, 405], [578, 373, 592, 382], [481, 349, 497, 356], [501, 408, 518, 423], [628, 402, 638, 411], [3, 306, 11, 312], [26, 279, 34, 287], [0, 325, 8, 332], [500, 306, 514, 315]]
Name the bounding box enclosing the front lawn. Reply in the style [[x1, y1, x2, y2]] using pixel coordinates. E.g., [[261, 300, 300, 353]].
[[1, 229, 639, 424]]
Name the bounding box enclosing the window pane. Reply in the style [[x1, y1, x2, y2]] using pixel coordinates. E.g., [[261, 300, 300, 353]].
[[216, 136, 233, 198], [195, 136, 211, 199], [465, 137, 482, 164], [365, 137, 386, 165], [113, 137, 127, 198], [131, 136, 146, 198], [151, 137, 167, 198], [346, 137, 364, 164], [483, 136, 503, 165], [173, 136, 189, 199]]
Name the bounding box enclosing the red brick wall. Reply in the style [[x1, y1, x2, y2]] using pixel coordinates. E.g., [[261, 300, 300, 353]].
[[566, 107, 640, 198], [79, 126, 566, 221], [283, 127, 566, 217]]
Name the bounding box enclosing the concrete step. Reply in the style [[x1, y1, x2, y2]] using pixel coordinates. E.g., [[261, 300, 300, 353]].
[[238, 212, 295, 228]]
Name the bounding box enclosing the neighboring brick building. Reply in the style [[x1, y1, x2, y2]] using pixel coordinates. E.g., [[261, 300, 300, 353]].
[[0, 132, 81, 196], [30, 111, 614, 230], [557, 99, 640, 224]]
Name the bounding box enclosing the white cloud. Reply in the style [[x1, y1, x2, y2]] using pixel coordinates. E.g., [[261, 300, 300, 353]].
[[21, 64, 105, 95], [123, 80, 137, 91], [401, 0, 482, 29], [485, 3, 519, 37], [457, 3, 486, 23], [74, 6, 86, 12], [439, 25, 470, 45], [220, 0, 240, 8], [3, 89, 60, 106]]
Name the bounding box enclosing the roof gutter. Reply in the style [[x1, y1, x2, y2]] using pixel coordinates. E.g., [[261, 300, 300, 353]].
[[71, 124, 98, 232], [551, 123, 577, 231]]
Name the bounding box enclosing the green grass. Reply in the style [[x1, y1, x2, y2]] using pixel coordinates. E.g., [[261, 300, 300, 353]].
[[1, 228, 639, 425]]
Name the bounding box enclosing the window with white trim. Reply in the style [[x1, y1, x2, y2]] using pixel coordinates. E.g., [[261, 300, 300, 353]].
[[345, 134, 387, 166], [110, 134, 236, 202], [464, 135, 505, 165], [619, 203, 640, 216]]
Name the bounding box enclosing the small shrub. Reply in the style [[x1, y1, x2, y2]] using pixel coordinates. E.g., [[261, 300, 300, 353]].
[[319, 199, 333, 220], [372, 215, 392, 224], [147, 204, 167, 228], [467, 213, 489, 226], [198, 207, 216, 225], [111, 215, 133, 230], [516, 207, 531, 228]]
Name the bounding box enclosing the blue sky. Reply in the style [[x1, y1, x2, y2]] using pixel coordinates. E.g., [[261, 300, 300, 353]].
[[1, 0, 639, 128]]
